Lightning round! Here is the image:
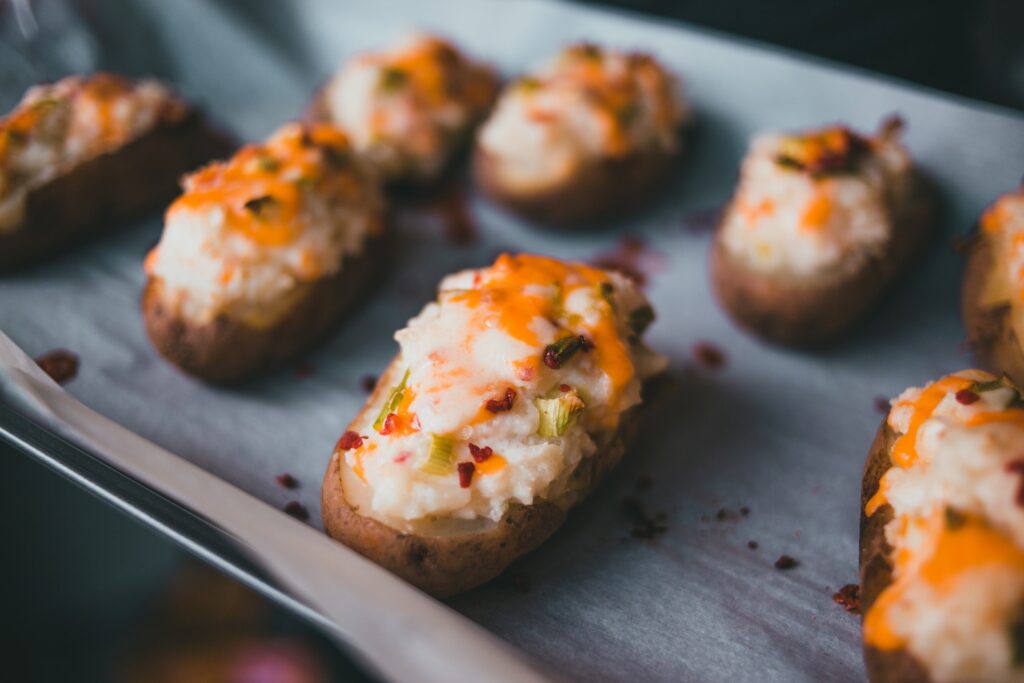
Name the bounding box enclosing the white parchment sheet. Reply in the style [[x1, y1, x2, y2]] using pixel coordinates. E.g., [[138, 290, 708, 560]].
[[2, 1, 1024, 681]]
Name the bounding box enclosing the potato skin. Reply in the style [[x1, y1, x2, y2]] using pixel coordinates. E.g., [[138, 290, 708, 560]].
[[710, 172, 936, 347], [142, 230, 383, 384], [472, 141, 678, 228], [0, 110, 231, 272], [859, 419, 933, 683], [961, 228, 1024, 387], [321, 360, 666, 598]]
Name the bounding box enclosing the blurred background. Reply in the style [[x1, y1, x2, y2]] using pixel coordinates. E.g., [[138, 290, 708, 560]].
[[1, 1, 1022, 682]]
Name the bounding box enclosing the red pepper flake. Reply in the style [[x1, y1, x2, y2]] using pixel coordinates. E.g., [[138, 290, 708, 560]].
[[873, 396, 890, 414], [393, 451, 412, 464], [1005, 459, 1024, 507], [283, 501, 309, 521], [468, 443, 493, 463], [336, 430, 364, 451], [485, 388, 517, 413], [361, 374, 378, 393], [275, 473, 299, 489], [35, 349, 79, 385], [559, 383, 571, 393], [458, 462, 475, 488], [774, 554, 799, 570], [294, 361, 315, 379], [692, 342, 726, 371], [832, 583, 861, 614], [955, 389, 980, 405], [379, 413, 398, 435], [747, 540, 759, 550]]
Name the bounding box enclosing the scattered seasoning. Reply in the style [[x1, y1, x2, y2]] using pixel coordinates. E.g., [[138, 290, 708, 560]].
[[634, 475, 653, 493], [283, 501, 309, 521], [832, 584, 861, 614], [747, 540, 759, 550], [336, 431, 364, 451], [591, 234, 662, 287], [559, 383, 572, 393], [1005, 459, 1024, 507], [35, 349, 79, 384], [457, 462, 475, 488], [681, 206, 723, 235], [716, 508, 740, 522], [740, 506, 751, 517], [275, 473, 298, 490], [485, 388, 517, 413], [873, 396, 890, 414], [432, 185, 478, 246], [468, 443, 493, 463], [955, 389, 981, 405], [620, 497, 668, 540], [294, 361, 315, 379], [361, 374, 378, 393], [774, 555, 799, 570], [542, 335, 593, 369], [692, 342, 726, 372]]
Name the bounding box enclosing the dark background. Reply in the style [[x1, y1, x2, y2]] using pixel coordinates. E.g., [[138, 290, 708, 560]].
[[3, 2, 1022, 682]]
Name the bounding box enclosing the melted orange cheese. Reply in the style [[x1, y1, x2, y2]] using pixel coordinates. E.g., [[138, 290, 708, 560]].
[[165, 123, 356, 251], [476, 452, 508, 476]]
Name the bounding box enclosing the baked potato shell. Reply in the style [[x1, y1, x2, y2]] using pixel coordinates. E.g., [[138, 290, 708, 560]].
[[472, 140, 679, 228], [142, 229, 384, 385], [0, 109, 231, 271], [321, 360, 666, 598], [710, 172, 936, 347], [961, 227, 1024, 387], [859, 419, 933, 683]]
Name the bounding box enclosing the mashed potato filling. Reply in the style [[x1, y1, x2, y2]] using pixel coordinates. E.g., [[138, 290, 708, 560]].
[[324, 32, 497, 181], [341, 254, 666, 524], [720, 121, 912, 277], [477, 43, 687, 193], [0, 73, 185, 233], [145, 122, 383, 324], [865, 370, 1024, 682]]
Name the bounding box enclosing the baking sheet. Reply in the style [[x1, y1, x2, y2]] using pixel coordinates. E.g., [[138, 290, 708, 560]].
[[3, 0, 1024, 680]]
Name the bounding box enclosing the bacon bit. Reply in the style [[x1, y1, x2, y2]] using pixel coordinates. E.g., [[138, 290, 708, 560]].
[[432, 185, 478, 246], [832, 584, 861, 614], [591, 235, 662, 288], [35, 349, 79, 385], [514, 362, 535, 382], [275, 473, 298, 489], [468, 443, 493, 463], [874, 396, 890, 414], [336, 431, 364, 451], [1005, 459, 1024, 506], [692, 342, 726, 371], [955, 389, 981, 405], [747, 540, 759, 550], [283, 501, 309, 521], [559, 383, 571, 393], [361, 374, 378, 393], [294, 361, 315, 379], [774, 554, 799, 570], [379, 413, 398, 435], [458, 462, 475, 488], [485, 388, 517, 413]]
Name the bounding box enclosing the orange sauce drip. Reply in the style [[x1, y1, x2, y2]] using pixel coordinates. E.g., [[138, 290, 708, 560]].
[[799, 192, 832, 232], [889, 376, 973, 468], [476, 452, 508, 476]]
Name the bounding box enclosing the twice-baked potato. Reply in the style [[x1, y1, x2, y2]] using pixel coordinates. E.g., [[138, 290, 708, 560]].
[[142, 122, 386, 384], [308, 32, 498, 188], [710, 117, 935, 347], [473, 43, 688, 227], [962, 185, 1024, 387], [321, 253, 667, 597], [0, 72, 229, 270], [860, 370, 1024, 683]]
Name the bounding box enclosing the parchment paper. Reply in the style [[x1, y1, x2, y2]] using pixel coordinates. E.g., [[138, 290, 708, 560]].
[[3, 0, 1024, 681]]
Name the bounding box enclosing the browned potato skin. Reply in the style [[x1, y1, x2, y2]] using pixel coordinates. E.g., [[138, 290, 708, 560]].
[[142, 230, 384, 385], [472, 141, 678, 228], [859, 419, 933, 683], [710, 172, 936, 347], [321, 360, 667, 598], [961, 228, 1024, 387], [0, 110, 231, 272]]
